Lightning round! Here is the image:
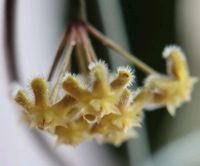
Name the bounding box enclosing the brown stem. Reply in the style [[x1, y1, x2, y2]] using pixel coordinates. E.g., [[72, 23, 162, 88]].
[[75, 42, 88, 73], [47, 29, 68, 81], [77, 26, 97, 65], [86, 23, 157, 75], [50, 29, 76, 104], [80, 0, 87, 21]]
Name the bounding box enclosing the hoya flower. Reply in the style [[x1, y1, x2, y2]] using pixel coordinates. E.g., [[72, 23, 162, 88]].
[[14, 78, 80, 133], [12, 12, 198, 147], [91, 87, 150, 145], [144, 46, 198, 115], [55, 117, 90, 146], [62, 61, 134, 123]]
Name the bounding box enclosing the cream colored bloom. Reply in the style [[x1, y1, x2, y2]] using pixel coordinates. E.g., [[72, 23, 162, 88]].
[[62, 61, 134, 123], [91, 88, 150, 145], [145, 46, 198, 115], [15, 48, 196, 146], [14, 63, 142, 146], [55, 118, 90, 146], [15, 78, 80, 133]]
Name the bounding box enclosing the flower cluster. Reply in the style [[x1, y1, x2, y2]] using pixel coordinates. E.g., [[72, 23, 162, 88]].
[[144, 46, 198, 116], [15, 61, 148, 146], [15, 78, 79, 134], [13, 20, 197, 147]]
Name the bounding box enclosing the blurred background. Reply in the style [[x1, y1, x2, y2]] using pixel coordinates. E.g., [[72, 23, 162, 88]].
[[1, 0, 200, 166]]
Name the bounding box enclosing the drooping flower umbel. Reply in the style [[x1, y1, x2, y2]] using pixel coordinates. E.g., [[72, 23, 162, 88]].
[[13, 21, 197, 146], [15, 59, 146, 146]]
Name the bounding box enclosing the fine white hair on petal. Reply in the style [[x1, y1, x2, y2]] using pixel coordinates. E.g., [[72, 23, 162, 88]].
[[88, 59, 108, 71], [26, 75, 47, 95], [162, 45, 186, 60], [117, 65, 135, 76], [10, 82, 23, 99], [62, 72, 71, 82], [117, 65, 136, 87], [62, 72, 90, 90], [89, 60, 109, 86]]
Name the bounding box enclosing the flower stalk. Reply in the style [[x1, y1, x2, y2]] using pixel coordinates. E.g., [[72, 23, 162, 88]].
[[50, 29, 76, 104], [48, 29, 68, 81], [86, 23, 157, 75], [79, 0, 87, 22]]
